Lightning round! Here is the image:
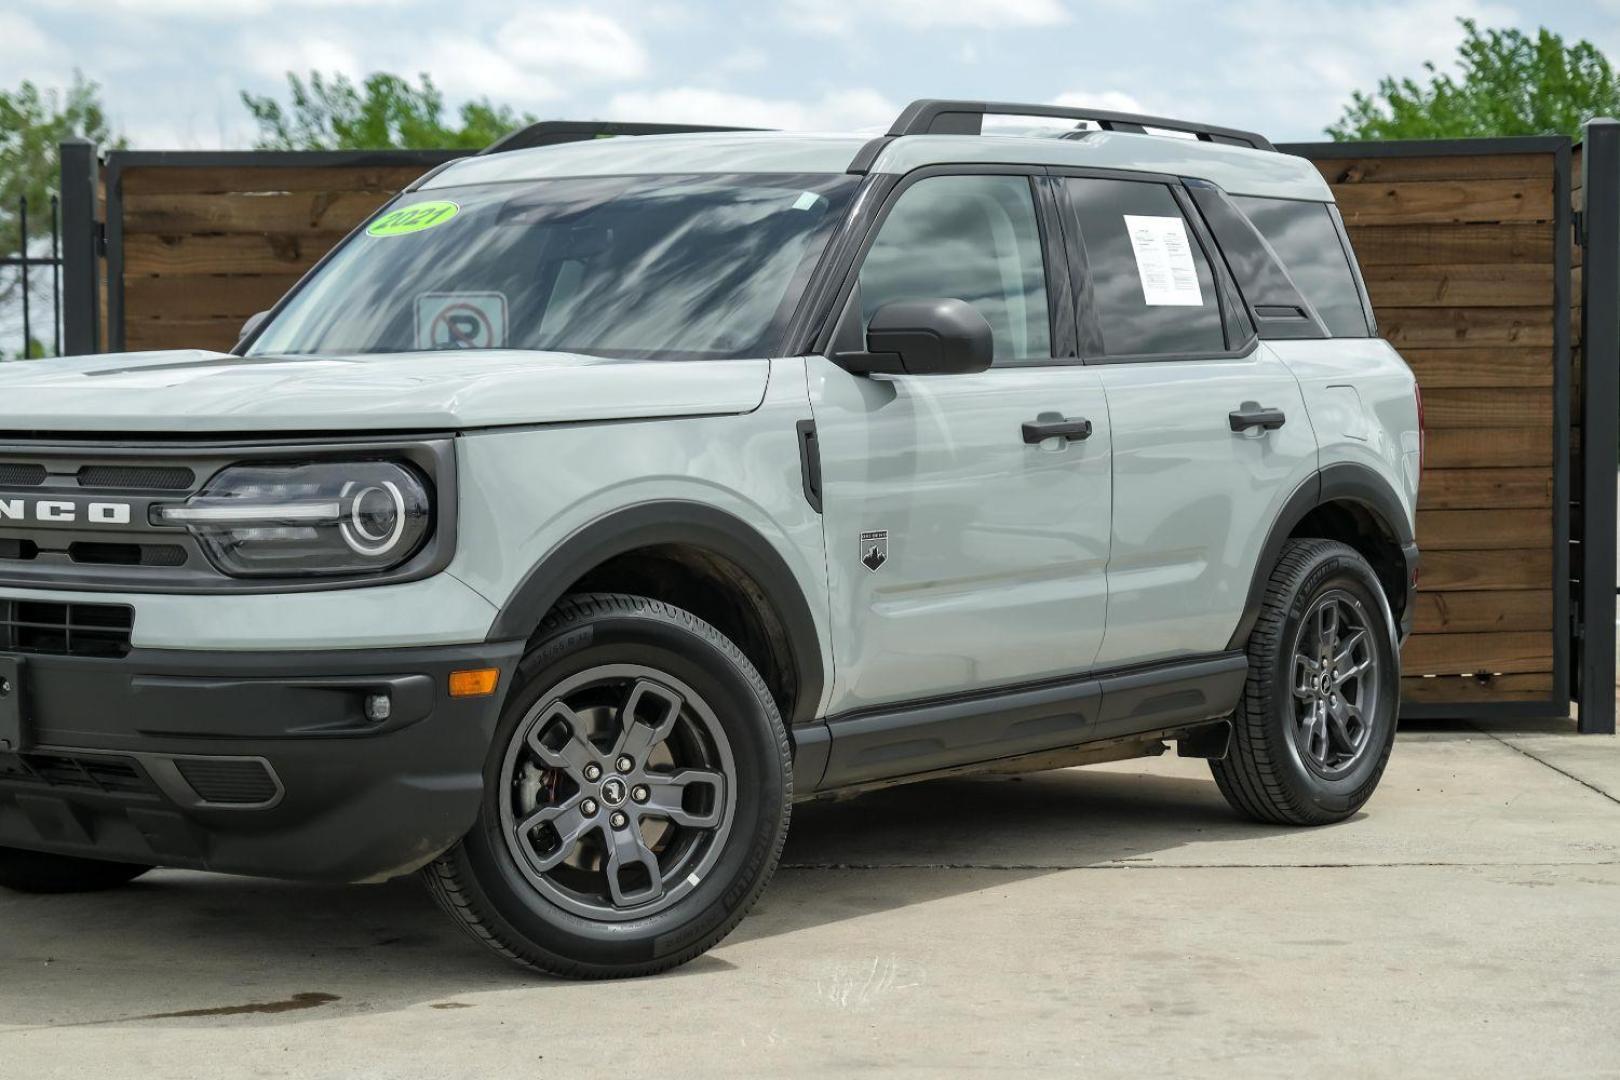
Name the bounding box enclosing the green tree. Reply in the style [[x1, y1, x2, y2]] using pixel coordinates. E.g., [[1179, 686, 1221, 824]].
[[241, 72, 533, 150], [0, 72, 121, 358], [1328, 19, 1620, 140]]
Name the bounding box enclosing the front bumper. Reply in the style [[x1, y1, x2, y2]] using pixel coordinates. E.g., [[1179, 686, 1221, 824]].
[[0, 640, 523, 883]]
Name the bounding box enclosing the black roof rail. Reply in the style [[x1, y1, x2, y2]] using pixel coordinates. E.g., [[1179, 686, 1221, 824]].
[[481, 120, 761, 156], [885, 99, 1276, 153]]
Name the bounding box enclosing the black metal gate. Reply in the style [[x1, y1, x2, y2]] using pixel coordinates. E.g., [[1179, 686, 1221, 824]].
[[0, 191, 63, 359]]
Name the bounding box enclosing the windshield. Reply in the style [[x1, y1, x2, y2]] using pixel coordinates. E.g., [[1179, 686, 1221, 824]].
[[247, 172, 858, 360]]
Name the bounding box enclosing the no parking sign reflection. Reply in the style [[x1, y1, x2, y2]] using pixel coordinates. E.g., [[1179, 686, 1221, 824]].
[[414, 292, 509, 350]]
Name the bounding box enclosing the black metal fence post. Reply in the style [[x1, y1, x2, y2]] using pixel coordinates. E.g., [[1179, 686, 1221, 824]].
[[1578, 118, 1619, 735], [59, 138, 100, 356], [51, 195, 61, 357], [17, 195, 28, 356]]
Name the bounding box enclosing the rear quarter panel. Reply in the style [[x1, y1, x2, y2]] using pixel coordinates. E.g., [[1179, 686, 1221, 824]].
[[1268, 337, 1421, 526]]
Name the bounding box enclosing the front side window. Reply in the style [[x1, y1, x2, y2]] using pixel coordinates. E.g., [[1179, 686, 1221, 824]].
[[1233, 196, 1370, 337], [858, 174, 1052, 363], [248, 172, 858, 360], [1062, 177, 1226, 358]]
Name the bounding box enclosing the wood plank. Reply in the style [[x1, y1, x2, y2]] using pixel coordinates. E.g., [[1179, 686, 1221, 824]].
[[1420, 388, 1552, 428], [1424, 426, 1552, 468], [1419, 548, 1552, 591], [1411, 590, 1553, 634], [1417, 509, 1553, 549], [1346, 223, 1552, 266], [122, 191, 395, 234], [124, 232, 346, 275], [1400, 671, 1554, 704], [121, 165, 439, 196], [125, 317, 247, 352], [1334, 179, 1554, 226], [1310, 154, 1556, 184], [123, 275, 303, 321], [1379, 307, 1554, 348], [1401, 631, 1553, 675], [1417, 468, 1552, 509], [1400, 348, 1552, 388], [1362, 263, 1552, 308]]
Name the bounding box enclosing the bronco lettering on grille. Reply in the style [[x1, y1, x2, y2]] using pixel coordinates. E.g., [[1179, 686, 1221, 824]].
[[0, 499, 133, 525]]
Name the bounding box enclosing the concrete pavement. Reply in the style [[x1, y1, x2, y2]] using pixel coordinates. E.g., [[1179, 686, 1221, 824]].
[[0, 724, 1616, 1078]]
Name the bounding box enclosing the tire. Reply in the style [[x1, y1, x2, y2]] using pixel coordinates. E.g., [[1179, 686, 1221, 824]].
[[1212, 539, 1400, 826], [423, 593, 792, 979], [0, 847, 151, 894]]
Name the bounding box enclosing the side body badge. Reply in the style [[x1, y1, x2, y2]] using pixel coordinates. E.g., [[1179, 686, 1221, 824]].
[[859, 529, 889, 573]]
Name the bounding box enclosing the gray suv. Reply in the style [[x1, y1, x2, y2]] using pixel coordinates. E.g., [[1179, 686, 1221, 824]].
[[0, 100, 1421, 979]]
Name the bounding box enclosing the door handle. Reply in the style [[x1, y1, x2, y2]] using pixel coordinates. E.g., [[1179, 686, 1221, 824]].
[[1229, 403, 1287, 432], [1022, 416, 1092, 444]]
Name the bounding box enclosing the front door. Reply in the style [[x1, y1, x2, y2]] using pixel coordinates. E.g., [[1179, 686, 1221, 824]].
[[809, 171, 1113, 716]]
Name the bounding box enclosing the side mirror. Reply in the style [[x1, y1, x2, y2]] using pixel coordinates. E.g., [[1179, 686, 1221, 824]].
[[838, 298, 993, 376], [237, 310, 270, 345]]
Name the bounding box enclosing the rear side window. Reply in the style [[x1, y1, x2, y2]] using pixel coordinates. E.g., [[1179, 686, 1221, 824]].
[[859, 174, 1052, 363], [1061, 178, 1227, 358], [1232, 196, 1370, 337]]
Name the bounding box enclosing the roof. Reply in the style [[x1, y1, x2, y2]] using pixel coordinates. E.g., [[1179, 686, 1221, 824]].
[[423, 129, 1332, 203], [422, 133, 870, 188]]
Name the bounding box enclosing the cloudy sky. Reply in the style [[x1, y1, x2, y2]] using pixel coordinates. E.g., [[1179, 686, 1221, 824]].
[[4, 0, 1620, 148]]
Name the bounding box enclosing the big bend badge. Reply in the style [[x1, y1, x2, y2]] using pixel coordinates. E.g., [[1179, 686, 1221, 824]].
[[859, 529, 889, 574]]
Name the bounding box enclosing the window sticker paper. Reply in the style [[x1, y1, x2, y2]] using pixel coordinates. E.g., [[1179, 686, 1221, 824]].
[[1122, 214, 1204, 306]]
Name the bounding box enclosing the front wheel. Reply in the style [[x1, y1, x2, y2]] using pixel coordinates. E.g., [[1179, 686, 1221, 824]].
[[1212, 539, 1400, 826], [0, 847, 151, 894], [423, 594, 792, 979]]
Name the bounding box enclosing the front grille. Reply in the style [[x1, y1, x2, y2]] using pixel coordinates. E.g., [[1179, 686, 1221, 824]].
[[68, 542, 187, 567], [0, 750, 154, 795], [75, 465, 195, 491], [0, 464, 46, 487], [172, 758, 279, 806], [0, 600, 134, 658]]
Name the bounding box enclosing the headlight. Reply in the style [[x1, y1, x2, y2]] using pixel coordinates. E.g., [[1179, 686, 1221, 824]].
[[152, 461, 432, 577]]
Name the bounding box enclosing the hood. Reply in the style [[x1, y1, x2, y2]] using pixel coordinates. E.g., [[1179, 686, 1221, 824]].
[[0, 350, 771, 433]]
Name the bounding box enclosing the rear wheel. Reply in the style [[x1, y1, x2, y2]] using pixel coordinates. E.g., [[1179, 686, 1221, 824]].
[[1213, 539, 1399, 825], [0, 847, 151, 894], [424, 593, 791, 979]]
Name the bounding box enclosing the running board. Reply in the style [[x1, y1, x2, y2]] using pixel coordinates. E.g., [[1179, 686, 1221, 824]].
[[797, 652, 1248, 793]]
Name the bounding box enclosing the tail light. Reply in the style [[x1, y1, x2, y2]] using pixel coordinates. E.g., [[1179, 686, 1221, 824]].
[[1414, 382, 1426, 473]]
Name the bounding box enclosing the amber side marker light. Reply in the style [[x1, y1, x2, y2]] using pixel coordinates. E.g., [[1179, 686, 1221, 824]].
[[449, 668, 501, 698]]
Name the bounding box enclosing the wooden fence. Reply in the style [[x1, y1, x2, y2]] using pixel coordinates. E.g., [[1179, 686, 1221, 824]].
[[1284, 138, 1573, 716], [60, 134, 1614, 726], [102, 151, 460, 353]]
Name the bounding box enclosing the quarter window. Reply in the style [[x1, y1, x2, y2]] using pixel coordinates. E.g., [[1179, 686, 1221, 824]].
[[1062, 178, 1227, 358], [859, 175, 1052, 363], [1233, 196, 1370, 337]]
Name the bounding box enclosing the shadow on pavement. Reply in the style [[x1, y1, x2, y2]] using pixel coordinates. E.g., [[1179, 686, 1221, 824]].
[[0, 760, 1326, 1026]]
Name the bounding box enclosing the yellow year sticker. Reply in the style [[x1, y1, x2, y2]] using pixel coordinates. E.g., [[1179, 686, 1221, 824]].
[[367, 200, 460, 237]]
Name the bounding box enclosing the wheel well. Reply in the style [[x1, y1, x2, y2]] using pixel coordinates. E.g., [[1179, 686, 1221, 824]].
[[555, 544, 799, 722], [1287, 499, 1407, 619]]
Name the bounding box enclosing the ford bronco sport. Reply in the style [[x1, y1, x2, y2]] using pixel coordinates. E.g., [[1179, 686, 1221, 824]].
[[0, 101, 1420, 979]]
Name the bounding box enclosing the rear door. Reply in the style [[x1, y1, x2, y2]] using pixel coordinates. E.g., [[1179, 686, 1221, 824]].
[[808, 169, 1113, 715], [1054, 173, 1318, 667]]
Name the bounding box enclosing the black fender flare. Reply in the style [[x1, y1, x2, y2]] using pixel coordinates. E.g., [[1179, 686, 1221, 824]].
[[484, 501, 827, 727], [1226, 462, 1417, 651]]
